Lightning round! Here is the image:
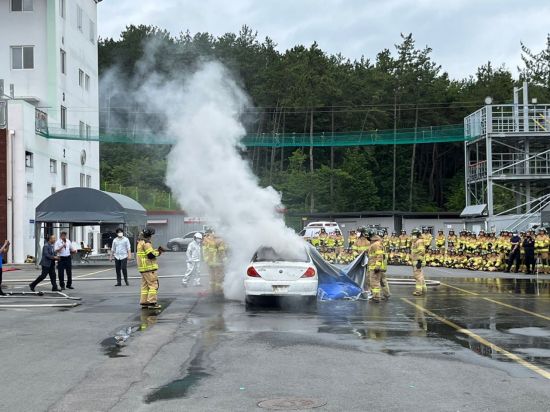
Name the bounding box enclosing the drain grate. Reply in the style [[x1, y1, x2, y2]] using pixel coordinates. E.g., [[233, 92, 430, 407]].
[[258, 398, 326, 410]]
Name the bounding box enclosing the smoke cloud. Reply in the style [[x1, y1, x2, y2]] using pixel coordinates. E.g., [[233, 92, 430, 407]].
[[162, 61, 304, 300], [102, 44, 304, 300]]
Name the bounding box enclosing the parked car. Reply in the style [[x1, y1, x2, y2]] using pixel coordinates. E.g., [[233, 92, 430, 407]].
[[166, 231, 204, 252], [299, 221, 342, 239], [244, 246, 318, 305]]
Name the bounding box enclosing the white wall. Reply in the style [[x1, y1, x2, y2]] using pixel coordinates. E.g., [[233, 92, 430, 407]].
[[1, 0, 101, 262], [0, 0, 49, 102]]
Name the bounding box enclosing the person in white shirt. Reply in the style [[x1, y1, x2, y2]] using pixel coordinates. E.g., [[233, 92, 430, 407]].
[[55, 231, 76, 290], [110, 228, 133, 286], [182, 233, 203, 287]]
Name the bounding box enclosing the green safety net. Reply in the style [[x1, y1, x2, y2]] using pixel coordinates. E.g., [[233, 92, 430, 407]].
[[38, 124, 470, 146]]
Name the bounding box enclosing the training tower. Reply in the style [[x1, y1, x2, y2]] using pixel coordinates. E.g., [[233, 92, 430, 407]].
[[464, 82, 550, 231]]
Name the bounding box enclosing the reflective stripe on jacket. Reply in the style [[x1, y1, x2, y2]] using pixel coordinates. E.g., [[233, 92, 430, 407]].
[[137, 240, 159, 273]]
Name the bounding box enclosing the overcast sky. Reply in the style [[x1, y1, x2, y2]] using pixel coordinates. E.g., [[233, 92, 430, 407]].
[[98, 0, 550, 80]]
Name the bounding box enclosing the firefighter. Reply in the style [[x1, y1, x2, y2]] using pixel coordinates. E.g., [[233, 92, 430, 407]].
[[535, 228, 549, 274], [333, 229, 344, 254], [411, 228, 427, 296], [204, 232, 226, 296], [367, 230, 389, 303], [422, 228, 433, 251], [348, 230, 357, 249], [354, 228, 371, 255], [137, 227, 164, 309], [435, 230, 446, 252]]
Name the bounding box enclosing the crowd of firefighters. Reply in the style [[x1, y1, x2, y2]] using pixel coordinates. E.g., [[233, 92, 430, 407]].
[[134, 224, 549, 307], [308, 227, 550, 274]]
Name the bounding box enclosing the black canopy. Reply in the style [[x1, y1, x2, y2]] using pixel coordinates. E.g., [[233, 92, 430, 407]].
[[35, 188, 147, 227]]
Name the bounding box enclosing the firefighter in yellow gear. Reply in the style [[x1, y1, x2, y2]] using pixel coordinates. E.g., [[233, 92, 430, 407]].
[[535, 228, 549, 274], [367, 230, 390, 303], [411, 228, 427, 296], [137, 227, 164, 309], [348, 230, 357, 249], [422, 228, 433, 250], [435, 230, 446, 252], [203, 231, 226, 296]]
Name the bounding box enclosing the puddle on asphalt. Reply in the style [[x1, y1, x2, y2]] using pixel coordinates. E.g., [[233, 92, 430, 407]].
[[144, 314, 226, 403], [456, 278, 550, 296], [100, 300, 172, 358]]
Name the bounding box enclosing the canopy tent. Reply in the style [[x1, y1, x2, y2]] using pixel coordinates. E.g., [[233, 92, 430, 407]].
[[35, 188, 147, 226], [34, 188, 147, 263]]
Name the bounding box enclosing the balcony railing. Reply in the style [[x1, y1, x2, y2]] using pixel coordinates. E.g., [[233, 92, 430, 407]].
[[465, 104, 550, 138]]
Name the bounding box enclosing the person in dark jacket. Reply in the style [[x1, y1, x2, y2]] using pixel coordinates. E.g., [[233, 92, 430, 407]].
[[505, 232, 521, 273], [523, 231, 536, 274], [29, 235, 60, 292]]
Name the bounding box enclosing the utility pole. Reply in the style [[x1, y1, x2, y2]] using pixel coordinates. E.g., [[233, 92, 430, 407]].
[[392, 94, 397, 211], [330, 107, 335, 211], [309, 109, 314, 213]]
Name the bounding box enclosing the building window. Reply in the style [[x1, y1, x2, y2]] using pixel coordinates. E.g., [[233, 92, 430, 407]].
[[89, 20, 95, 44], [60, 106, 66, 129], [80, 173, 85, 187], [78, 69, 84, 87], [11, 46, 34, 69], [86, 124, 91, 139], [60, 49, 66, 74], [86, 175, 92, 188], [79, 121, 85, 138], [11, 0, 33, 12], [51, 187, 56, 195], [61, 162, 68, 186], [25, 151, 33, 168], [85, 74, 90, 91], [59, 0, 65, 18], [76, 5, 83, 32], [27, 182, 33, 194], [50, 159, 57, 173]]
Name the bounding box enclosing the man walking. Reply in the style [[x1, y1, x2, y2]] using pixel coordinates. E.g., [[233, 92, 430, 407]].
[[30, 235, 60, 292], [182, 233, 203, 287], [136, 228, 163, 309], [55, 231, 76, 290], [110, 228, 132, 286]]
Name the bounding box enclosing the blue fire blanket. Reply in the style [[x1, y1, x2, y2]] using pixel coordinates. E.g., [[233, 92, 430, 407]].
[[308, 246, 366, 300]]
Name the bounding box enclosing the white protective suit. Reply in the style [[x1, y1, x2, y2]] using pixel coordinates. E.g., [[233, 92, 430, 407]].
[[182, 239, 202, 286]]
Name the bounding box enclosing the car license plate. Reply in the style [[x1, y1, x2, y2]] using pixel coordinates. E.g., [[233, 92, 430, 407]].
[[272, 285, 289, 293]]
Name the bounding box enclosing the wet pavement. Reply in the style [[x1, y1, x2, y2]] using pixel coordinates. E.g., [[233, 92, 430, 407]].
[[1, 255, 550, 411]]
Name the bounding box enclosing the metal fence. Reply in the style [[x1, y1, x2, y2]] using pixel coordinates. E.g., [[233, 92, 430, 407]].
[[102, 183, 178, 210]]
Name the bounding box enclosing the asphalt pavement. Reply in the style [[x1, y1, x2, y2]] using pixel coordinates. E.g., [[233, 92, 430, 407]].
[[1, 254, 550, 411]]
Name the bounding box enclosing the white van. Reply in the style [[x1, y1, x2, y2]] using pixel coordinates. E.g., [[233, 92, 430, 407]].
[[299, 221, 342, 239]]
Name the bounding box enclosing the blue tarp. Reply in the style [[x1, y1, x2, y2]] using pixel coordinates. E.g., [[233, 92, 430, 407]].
[[308, 246, 366, 300]]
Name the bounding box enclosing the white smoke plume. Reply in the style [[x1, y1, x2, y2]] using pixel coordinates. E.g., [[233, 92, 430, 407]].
[[118, 57, 304, 300], [167, 62, 304, 300]]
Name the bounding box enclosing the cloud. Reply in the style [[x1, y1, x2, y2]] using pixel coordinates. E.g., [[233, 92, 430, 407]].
[[98, 0, 550, 79]]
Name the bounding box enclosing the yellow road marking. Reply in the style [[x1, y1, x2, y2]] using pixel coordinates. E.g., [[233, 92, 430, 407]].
[[482, 297, 550, 321], [439, 281, 479, 296], [402, 298, 550, 380], [440, 281, 550, 321]]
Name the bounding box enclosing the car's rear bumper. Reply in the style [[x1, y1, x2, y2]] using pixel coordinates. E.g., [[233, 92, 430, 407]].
[[244, 278, 318, 296]]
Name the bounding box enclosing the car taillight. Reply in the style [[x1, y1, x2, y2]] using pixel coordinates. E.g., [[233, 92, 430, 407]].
[[247, 266, 261, 277], [302, 267, 316, 278]]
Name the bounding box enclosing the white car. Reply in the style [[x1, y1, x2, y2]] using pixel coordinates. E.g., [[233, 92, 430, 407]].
[[244, 246, 318, 304], [299, 221, 342, 239]]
